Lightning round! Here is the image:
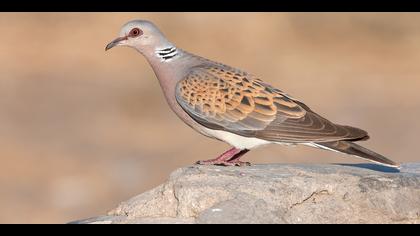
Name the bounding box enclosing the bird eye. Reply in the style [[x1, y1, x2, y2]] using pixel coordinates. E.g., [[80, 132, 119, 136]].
[[129, 28, 142, 37]]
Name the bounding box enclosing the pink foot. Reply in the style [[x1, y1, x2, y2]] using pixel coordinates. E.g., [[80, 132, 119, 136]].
[[196, 148, 250, 166]]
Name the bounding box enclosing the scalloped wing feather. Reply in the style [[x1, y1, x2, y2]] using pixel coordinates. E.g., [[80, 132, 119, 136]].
[[175, 65, 368, 143]]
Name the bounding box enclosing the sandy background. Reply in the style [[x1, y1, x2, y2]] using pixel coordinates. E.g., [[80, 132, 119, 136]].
[[0, 13, 419, 223]]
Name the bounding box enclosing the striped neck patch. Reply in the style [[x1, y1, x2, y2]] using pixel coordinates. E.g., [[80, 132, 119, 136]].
[[155, 46, 178, 61]]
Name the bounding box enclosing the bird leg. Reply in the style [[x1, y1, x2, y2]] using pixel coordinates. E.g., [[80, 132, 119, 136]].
[[196, 148, 250, 166], [225, 149, 250, 166]]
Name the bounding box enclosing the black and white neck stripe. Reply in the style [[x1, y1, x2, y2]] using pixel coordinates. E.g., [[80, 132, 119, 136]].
[[156, 46, 179, 61]]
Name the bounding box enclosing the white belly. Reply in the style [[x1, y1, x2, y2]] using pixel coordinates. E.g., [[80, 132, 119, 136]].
[[202, 128, 272, 149]]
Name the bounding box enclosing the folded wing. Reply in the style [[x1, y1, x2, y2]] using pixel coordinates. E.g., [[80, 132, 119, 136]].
[[175, 64, 368, 143]]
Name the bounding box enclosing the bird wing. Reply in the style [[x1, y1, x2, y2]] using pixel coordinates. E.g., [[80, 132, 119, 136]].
[[175, 64, 368, 143]]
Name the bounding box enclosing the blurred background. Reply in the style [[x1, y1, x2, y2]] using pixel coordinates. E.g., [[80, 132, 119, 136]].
[[0, 13, 419, 223]]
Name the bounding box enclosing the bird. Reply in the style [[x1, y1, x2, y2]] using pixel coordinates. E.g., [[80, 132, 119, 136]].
[[105, 19, 399, 168]]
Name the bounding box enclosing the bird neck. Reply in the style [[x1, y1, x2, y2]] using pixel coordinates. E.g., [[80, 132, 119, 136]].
[[140, 45, 184, 107], [140, 47, 204, 117]]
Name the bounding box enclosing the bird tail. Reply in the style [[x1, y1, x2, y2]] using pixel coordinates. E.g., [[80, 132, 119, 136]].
[[313, 141, 400, 169]]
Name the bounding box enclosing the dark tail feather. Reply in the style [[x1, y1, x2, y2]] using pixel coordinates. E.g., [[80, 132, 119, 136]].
[[314, 141, 400, 169]]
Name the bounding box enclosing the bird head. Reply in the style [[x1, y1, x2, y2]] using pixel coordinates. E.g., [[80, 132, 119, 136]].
[[105, 20, 168, 52]]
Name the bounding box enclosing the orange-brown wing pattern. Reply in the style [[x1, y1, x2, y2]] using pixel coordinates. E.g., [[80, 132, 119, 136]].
[[175, 65, 306, 131], [175, 64, 369, 143]]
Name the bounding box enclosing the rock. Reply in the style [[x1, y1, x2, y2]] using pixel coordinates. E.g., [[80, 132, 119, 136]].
[[72, 163, 420, 224]]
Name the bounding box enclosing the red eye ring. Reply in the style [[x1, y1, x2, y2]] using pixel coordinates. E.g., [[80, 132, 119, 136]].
[[129, 28, 142, 37]]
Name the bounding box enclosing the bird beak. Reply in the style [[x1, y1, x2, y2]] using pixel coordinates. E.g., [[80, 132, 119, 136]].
[[105, 36, 128, 51]]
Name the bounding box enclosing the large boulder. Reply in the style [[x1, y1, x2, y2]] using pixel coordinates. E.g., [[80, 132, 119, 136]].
[[72, 163, 420, 224]]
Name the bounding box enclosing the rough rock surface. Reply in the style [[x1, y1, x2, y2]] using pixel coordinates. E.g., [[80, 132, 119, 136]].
[[71, 163, 420, 224]]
